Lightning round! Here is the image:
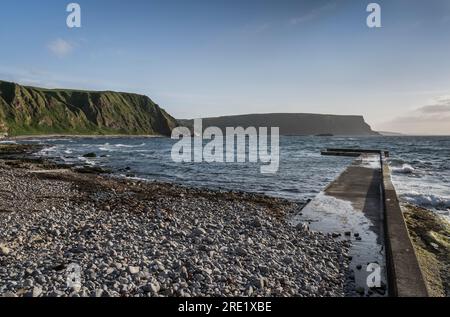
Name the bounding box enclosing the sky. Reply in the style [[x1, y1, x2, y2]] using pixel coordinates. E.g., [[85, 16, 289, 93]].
[[0, 0, 449, 135]]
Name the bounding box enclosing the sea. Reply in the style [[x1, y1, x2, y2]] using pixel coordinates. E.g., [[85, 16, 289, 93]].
[[5, 135, 449, 222]]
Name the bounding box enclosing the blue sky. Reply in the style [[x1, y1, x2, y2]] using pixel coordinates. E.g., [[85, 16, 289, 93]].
[[1, 0, 450, 134]]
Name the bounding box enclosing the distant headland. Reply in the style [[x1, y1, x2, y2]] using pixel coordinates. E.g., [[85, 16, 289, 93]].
[[179, 113, 379, 136]]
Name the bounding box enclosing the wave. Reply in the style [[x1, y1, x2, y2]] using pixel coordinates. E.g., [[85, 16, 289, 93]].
[[78, 156, 96, 166], [18, 139, 43, 143], [98, 143, 115, 151], [392, 164, 415, 174], [114, 143, 145, 148], [44, 138, 74, 142], [388, 157, 406, 165], [401, 192, 450, 211], [361, 156, 380, 169], [38, 146, 58, 154]]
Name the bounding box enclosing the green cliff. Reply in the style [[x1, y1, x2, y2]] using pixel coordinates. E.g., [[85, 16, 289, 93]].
[[0, 80, 178, 137]]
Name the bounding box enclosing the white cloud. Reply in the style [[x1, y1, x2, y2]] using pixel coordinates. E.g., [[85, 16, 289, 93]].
[[47, 39, 73, 58], [417, 96, 450, 113], [378, 96, 450, 135], [418, 105, 450, 113]]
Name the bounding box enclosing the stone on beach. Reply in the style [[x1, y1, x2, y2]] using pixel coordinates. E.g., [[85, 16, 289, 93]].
[[0, 244, 10, 256], [128, 266, 140, 274]]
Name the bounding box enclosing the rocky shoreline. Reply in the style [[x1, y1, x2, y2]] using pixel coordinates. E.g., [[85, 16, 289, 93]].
[[0, 144, 350, 297], [403, 204, 450, 297]]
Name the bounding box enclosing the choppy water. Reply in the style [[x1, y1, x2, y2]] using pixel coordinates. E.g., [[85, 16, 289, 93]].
[[7, 135, 449, 222]]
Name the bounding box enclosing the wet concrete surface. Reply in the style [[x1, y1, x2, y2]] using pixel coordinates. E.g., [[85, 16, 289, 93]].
[[292, 154, 388, 297]]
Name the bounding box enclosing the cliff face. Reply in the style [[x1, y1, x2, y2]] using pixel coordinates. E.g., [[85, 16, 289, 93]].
[[179, 113, 379, 136], [0, 80, 178, 137]]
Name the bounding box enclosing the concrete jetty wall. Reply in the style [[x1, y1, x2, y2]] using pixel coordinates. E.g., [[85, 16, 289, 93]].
[[380, 156, 429, 297], [317, 149, 429, 297]]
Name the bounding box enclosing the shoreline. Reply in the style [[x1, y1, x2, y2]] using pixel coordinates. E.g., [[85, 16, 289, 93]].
[[0, 144, 350, 297], [403, 204, 450, 297]]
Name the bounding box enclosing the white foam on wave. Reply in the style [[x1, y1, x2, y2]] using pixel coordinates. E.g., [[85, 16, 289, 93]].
[[78, 156, 96, 166], [37, 146, 58, 155], [98, 143, 114, 151], [19, 139, 42, 143], [360, 155, 381, 170], [392, 164, 415, 174], [44, 138, 74, 142], [401, 192, 450, 211], [0, 140, 17, 144], [114, 143, 145, 148]]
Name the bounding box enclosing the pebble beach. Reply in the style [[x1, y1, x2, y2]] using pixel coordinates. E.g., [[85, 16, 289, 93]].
[[0, 145, 350, 297]]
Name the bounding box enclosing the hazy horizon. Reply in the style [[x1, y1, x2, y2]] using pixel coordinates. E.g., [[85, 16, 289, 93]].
[[1, 0, 449, 135]]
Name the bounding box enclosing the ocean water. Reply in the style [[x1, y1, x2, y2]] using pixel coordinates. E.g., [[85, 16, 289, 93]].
[[8, 136, 449, 222]]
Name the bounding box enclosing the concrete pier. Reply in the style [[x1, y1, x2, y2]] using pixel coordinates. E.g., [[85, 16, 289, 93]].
[[295, 149, 429, 297]]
